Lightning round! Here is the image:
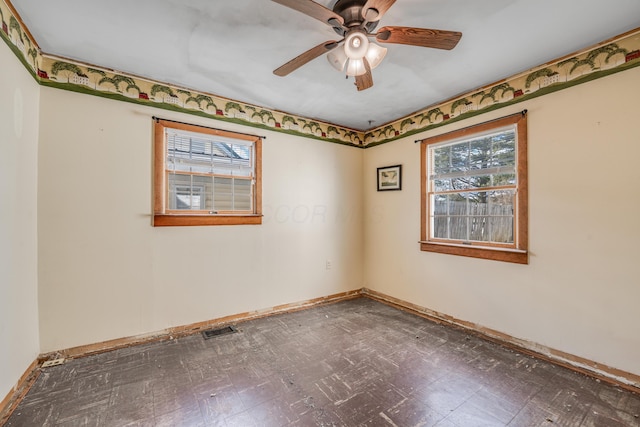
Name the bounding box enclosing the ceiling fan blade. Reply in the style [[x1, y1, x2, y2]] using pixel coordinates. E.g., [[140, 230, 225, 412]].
[[271, 0, 344, 28], [274, 41, 340, 76], [355, 59, 373, 91], [361, 0, 396, 22], [376, 26, 462, 50]]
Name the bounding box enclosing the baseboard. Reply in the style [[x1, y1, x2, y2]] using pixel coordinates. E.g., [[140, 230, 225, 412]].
[[4, 286, 638, 423], [41, 289, 361, 360], [361, 287, 640, 393], [0, 359, 41, 425], [0, 289, 361, 422]]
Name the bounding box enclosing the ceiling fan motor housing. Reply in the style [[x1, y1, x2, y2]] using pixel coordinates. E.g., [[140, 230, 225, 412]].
[[333, 0, 372, 28]]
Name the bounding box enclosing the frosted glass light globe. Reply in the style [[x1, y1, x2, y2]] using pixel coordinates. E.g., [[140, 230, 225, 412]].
[[344, 31, 369, 60]]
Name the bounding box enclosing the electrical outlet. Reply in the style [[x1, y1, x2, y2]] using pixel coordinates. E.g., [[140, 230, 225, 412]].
[[42, 358, 65, 368], [326, 260, 332, 270]]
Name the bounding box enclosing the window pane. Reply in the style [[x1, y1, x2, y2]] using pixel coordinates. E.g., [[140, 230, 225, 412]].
[[232, 144, 250, 161], [192, 175, 213, 210], [433, 216, 448, 239], [469, 216, 491, 242], [214, 177, 233, 211], [468, 191, 491, 242], [212, 177, 252, 211], [489, 190, 514, 243], [233, 179, 252, 211], [449, 216, 467, 240], [165, 130, 256, 213], [430, 128, 516, 181], [433, 194, 447, 215], [427, 126, 518, 246], [469, 192, 488, 215], [449, 193, 467, 216], [168, 173, 254, 212], [168, 173, 203, 210], [432, 194, 449, 239], [469, 137, 492, 170], [491, 132, 515, 167], [433, 146, 451, 176], [493, 173, 516, 186], [450, 143, 468, 172], [434, 178, 453, 192], [166, 130, 253, 176], [488, 190, 514, 215], [449, 177, 473, 191], [490, 217, 513, 243]]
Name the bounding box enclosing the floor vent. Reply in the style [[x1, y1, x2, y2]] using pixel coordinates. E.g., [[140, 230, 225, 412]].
[[42, 358, 65, 368], [202, 326, 238, 340]]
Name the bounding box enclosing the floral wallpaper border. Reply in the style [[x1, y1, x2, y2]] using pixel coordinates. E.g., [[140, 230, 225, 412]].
[[1, 0, 639, 148], [366, 29, 640, 147]]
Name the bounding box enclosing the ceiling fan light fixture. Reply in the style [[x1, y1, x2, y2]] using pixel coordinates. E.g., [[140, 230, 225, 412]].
[[346, 58, 367, 76], [344, 31, 369, 60], [331, 37, 385, 77], [365, 42, 387, 69], [271, 0, 463, 91], [327, 45, 348, 71]]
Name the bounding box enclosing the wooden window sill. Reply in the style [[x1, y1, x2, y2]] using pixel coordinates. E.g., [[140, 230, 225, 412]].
[[420, 241, 528, 264], [153, 214, 262, 227]]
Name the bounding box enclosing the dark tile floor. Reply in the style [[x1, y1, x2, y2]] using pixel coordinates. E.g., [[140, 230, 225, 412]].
[[5, 298, 640, 426]]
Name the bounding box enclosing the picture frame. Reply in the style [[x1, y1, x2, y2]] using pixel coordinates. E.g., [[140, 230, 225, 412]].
[[377, 165, 402, 191]]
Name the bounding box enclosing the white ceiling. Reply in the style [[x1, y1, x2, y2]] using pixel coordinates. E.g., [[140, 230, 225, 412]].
[[12, 0, 640, 131]]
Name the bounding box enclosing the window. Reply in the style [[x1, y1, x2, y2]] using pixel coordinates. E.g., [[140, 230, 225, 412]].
[[420, 112, 528, 263], [153, 119, 262, 226]]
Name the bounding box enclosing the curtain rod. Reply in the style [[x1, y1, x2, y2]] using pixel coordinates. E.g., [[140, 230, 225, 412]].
[[152, 116, 267, 140], [414, 109, 527, 143]]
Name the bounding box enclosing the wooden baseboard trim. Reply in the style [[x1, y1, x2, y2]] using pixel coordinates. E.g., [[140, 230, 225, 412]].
[[41, 289, 361, 360], [0, 359, 41, 425], [6, 286, 637, 423], [1, 290, 360, 422], [361, 287, 640, 393]]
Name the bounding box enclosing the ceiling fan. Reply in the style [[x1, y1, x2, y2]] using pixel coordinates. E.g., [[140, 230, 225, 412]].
[[271, 0, 462, 91]]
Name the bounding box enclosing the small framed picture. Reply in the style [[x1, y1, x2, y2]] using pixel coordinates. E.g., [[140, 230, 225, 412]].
[[377, 165, 402, 191]]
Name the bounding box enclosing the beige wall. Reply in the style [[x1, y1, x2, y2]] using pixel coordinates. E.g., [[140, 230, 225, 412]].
[[364, 67, 640, 377], [0, 41, 40, 399], [37, 88, 364, 352]]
